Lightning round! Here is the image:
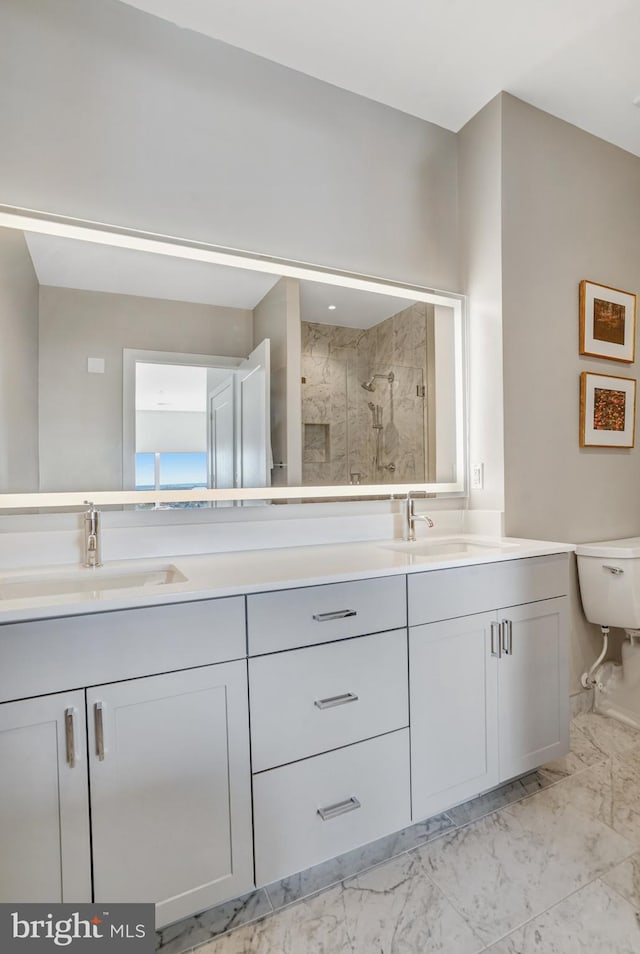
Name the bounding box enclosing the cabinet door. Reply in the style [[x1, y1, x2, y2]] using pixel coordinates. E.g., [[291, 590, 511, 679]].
[[88, 662, 253, 928], [0, 691, 91, 902], [410, 612, 499, 821], [498, 597, 569, 781]]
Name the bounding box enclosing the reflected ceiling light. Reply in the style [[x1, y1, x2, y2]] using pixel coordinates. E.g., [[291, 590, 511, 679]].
[[328, 304, 336, 310]]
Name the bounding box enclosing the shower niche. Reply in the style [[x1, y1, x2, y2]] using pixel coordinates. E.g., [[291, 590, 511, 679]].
[[301, 302, 437, 486]]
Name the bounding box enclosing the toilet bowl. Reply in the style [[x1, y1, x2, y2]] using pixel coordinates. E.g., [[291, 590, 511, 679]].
[[577, 536, 640, 727]]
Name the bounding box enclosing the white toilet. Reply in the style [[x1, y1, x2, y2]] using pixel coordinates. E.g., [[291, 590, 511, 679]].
[[577, 536, 640, 727]]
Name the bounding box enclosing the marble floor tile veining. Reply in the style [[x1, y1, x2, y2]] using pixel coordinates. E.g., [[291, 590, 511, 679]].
[[417, 775, 633, 945], [265, 813, 454, 910], [571, 709, 640, 759], [167, 712, 640, 954], [193, 885, 351, 954], [602, 850, 640, 906], [156, 890, 273, 954], [485, 878, 640, 954], [341, 852, 485, 954]]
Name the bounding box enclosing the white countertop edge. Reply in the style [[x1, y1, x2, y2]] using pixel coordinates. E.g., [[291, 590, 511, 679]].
[[0, 535, 575, 625]]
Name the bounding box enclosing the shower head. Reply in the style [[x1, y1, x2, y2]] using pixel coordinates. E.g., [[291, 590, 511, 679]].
[[360, 371, 394, 392]]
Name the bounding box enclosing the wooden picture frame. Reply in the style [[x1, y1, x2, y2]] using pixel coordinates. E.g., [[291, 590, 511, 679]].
[[579, 280, 636, 362], [580, 372, 636, 448]]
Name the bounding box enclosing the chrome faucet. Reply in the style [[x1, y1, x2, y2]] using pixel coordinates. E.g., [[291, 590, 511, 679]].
[[403, 492, 434, 542], [83, 500, 102, 567]]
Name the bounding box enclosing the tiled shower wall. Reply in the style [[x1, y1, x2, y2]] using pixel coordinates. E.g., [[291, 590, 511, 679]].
[[301, 303, 429, 485]]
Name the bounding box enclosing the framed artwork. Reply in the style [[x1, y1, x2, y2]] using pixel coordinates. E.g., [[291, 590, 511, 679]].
[[579, 280, 636, 362], [580, 372, 636, 448]]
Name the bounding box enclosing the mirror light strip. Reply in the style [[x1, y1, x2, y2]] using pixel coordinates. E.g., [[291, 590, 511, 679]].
[[0, 205, 463, 308], [0, 483, 463, 509]]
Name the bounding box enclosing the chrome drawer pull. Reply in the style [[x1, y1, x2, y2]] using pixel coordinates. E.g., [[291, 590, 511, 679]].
[[313, 609, 357, 622], [65, 707, 78, 768], [95, 701, 106, 761], [603, 564, 624, 575], [317, 796, 361, 821], [501, 619, 513, 656], [314, 692, 359, 710], [490, 621, 501, 658]]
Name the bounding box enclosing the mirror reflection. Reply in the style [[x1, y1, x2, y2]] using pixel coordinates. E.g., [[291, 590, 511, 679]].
[[0, 222, 463, 501]]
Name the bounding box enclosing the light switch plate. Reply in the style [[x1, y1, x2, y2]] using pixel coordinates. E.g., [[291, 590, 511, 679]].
[[471, 462, 484, 490], [87, 357, 105, 374]]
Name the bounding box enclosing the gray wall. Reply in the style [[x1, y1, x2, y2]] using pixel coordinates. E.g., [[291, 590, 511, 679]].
[[501, 93, 640, 689], [38, 286, 252, 490], [0, 0, 459, 290], [253, 278, 301, 486], [457, 96, 505, 513], [0, 229, 39, 492]]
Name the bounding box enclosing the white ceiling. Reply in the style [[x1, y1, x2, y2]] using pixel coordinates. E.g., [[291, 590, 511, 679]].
[[118, 0, 640, 157], [136, 362, 209, 411], [23, 231, 411, 328], [24, 232, 278, 310]]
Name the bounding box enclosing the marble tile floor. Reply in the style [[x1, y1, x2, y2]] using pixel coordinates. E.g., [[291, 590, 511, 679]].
[[158, 704, 640, 954]]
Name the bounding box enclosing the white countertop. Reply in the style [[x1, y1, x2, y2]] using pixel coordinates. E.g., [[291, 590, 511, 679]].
[[0, 534, 574, 625]]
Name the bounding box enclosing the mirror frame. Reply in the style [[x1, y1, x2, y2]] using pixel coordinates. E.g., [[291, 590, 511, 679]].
[[0, 204, 467, 509]]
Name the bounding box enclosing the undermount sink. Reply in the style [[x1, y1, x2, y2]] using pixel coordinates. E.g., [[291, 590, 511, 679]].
[[380, 537, 518, 559], [0, 564, 188, 601]]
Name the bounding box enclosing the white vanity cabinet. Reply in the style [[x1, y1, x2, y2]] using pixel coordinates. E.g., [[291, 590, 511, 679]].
[[0, 595, 252, 928], [247, 577, 411, 886], [88, 662, 253, 927], [0, 546, 572, 925], [409, 555, 570, 821], [0, 690, 91, 903]]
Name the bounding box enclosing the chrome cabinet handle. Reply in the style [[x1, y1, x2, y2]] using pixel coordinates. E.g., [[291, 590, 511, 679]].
[[94, 701, 105, 761], [314, 692, 359, 710], [317, 796, 361, 821], [603, 565, 624, 575], [313, 609, 357, 622], [501, 619, 513, 656], [490, 621, 501, 658], [65, 707, 78, 768]]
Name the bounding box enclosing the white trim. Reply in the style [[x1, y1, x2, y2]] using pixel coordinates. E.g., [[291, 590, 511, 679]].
[[122, 349, 243, 489]]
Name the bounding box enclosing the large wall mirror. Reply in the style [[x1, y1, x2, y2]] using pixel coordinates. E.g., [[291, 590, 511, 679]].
[[0, 207, 466, 509]]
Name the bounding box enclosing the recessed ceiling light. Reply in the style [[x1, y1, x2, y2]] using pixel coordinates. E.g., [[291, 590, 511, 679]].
[[328, 304, 336, 310]]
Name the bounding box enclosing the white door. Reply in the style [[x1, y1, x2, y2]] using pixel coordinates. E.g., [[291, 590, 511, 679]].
[[88, 662, 254, 928], [209, 374, 236, 506], [236, 338, 270, 492], [410, 612, 499, 820], [0, 691, 91, 902], [497, 597, 569, 781]]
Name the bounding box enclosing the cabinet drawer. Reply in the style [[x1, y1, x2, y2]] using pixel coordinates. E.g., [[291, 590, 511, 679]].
[[408, 554, 570, 626], [249, 630, 408, 772], [247, 576, 406, 655], [0, 597, 246, 703], [253, 729, 410, 886]]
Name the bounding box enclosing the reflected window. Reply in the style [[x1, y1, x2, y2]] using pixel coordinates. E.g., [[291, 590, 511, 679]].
[[135, 451, 207, 491]]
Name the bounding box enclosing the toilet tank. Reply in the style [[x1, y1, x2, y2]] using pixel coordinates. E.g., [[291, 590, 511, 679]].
[[576, 537, 640, 627]]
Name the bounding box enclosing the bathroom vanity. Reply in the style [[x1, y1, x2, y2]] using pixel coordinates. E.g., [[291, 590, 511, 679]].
[[0, 537, 571, 928]]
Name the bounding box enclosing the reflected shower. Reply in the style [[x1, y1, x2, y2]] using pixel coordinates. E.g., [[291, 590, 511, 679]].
[[360, 371, 394, 392]]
